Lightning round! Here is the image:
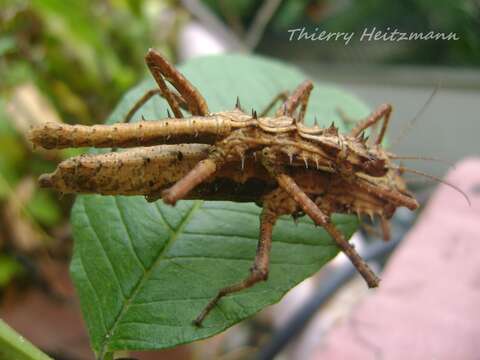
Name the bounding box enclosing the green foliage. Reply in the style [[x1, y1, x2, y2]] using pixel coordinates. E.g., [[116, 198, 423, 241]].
[[273, 0, 311, 30], [0, 0, 177, 249], [202, 0, 311, 31], [0, 104, 61, 225], [26, 191, 61, 227], [1, 0, 172, 123], [70, 54, 369, 357], [0, 319, 52, 360], [0, 255, 23, 287], [0, 113, 26, 199]]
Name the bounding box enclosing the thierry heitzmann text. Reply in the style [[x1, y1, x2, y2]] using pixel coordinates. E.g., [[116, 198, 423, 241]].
[[287, 27, 460, 45]]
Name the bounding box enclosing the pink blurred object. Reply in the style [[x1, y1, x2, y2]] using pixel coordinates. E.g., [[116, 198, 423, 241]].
[[312, 157, 480, 360]]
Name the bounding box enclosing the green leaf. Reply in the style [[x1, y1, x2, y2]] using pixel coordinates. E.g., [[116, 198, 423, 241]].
[[0, 319, 52, 360], [70, 54, 370, 357], [0, 36, 16, 57], [26, 190, 62, 227], [0, 255, 23, 287]]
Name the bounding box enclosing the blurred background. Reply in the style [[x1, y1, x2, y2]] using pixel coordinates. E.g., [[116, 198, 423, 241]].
[[1, 0, 479, 359]]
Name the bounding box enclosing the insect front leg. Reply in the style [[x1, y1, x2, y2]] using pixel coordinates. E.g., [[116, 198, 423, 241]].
[[259, 149, 379, 287], [349, 104, 392, 145], [276, 80, 313, 123], [193, 188, 296, 326], [274, 172, 380, 287]]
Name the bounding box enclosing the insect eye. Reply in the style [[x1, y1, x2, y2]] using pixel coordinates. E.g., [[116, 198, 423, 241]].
[[363, 158, 387, 176]]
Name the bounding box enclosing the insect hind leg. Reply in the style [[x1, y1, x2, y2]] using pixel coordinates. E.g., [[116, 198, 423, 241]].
[[122, 88, 190, 124], [193, 189, 296, 326], [145, 49, 209, 118]]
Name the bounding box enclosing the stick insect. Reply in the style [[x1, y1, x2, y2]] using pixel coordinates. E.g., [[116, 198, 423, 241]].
[[31, 49, 427, 326]]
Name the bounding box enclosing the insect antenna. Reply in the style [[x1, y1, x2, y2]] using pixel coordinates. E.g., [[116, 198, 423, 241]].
[[393, 165, 471, 206], [391, 84, 440, 147], [389, 155, 455, 168]]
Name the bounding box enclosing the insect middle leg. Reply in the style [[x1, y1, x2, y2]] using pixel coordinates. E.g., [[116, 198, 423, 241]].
[[193, 188, 296, 326], [161, 149, 227, 205], [162, 135, 257, 205]]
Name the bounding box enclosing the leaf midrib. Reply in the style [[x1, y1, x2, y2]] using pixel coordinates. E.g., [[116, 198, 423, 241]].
[[98, 200, 203, 358]]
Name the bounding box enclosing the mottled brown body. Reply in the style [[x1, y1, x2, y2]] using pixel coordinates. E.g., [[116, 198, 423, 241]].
[[38, 143, 415, 217], [30, 49, 419, 326], [30, 110, 388, 178], [38, 144, 211, 195]]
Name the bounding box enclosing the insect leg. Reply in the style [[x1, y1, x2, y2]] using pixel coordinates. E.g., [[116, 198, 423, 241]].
[[161, 151, 225, 205], [380, 216, 391, 241], [145, 49, 209, 118], [161, 131, 261, 204], [122, 88, 189, 124], [259, 91, 289, 117], [349, 104, 392, 145], [275, 172, 380, 288], [194, 189, 294, 326], [276, 80, 313, 123]]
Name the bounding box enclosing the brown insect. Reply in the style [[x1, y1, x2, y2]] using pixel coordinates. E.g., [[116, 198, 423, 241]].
[[30, 49, 425, 326]]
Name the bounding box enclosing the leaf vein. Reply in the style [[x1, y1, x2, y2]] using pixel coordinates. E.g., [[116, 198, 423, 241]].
[[182, 231, 336, 247], [98, 200, 203, 356], [114, 197, 146, 271], [77, 253, 108, 334], [84, 204, 126, 300], [200, 206, 354, 226], [168, 260, 229, 321], [153, 202, 175, 233], [165, 255, 328, 266]]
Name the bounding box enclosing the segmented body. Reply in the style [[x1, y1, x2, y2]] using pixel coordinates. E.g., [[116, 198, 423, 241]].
[[32, 106, 416, 231], [29, 48, 420, 325], [31, 109, 388, 177]]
